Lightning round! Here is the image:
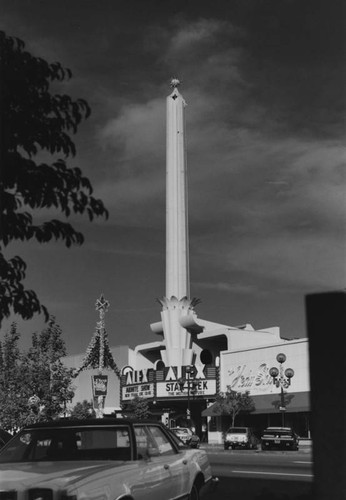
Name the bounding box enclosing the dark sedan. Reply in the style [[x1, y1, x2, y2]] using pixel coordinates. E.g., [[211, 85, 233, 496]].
[[261, 427, 299, 451]]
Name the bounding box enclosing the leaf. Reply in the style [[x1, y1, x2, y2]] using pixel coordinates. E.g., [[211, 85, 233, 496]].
[[0, 31, 108, 325]]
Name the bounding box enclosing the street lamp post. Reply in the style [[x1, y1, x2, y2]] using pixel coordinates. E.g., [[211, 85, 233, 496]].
[[185, 365, 192, 420], [269, 353, 294, 427]]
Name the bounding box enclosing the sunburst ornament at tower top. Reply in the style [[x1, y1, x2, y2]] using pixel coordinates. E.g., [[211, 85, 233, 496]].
[[95, 294, 109, 313], [170, 78, 181, 88]]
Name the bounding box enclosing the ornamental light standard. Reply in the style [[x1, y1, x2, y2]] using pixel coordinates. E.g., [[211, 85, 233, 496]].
[[185, 365, 197, 421], [185, 365, 192, 420], [269, 353, 294, 427]]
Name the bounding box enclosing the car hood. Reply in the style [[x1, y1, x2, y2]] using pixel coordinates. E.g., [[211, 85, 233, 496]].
[[0, 460, 139, 489]]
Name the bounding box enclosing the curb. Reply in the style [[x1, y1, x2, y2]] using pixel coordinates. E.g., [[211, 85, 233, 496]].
[[200, 441, 312, 450]]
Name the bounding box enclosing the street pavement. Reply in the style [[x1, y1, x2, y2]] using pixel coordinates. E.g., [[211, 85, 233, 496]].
[[200, 442, 314, 500]]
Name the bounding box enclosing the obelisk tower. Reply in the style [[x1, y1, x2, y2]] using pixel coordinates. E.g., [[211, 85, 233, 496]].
[[151, 79, 201, 367], [166, 78, 190, 299]]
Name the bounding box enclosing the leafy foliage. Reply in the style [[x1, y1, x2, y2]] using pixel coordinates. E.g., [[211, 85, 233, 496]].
[[0, 31, 108, 325], [121, 395, 150, 420], [0, 323, 26, 430], [69, 399, 96, 419], [0, 319, 75, 430], [213, 387, 255, 427]]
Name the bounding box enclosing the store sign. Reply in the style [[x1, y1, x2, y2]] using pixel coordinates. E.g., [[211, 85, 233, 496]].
[[226, 363, 274, 393], [124, 367, 154, 385], [221, 340, 310, 395], [92, 375, 108, 396]]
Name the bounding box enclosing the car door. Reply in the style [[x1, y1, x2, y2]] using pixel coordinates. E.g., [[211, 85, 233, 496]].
[[133, 423, 190, 500]]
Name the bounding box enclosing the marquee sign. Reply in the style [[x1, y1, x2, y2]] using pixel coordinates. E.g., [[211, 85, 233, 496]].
[[122, 382, 155, 400], [121, 364, 218, 401], [121, 366, 155, 401], [157, 379, 216, 397]]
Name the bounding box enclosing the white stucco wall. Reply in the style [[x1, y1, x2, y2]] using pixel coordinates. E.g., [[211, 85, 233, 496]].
[[220, 339, 310, 396]]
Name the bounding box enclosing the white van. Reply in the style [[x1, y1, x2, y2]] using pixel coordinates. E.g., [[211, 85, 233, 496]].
[[224, 427, 258, 450]]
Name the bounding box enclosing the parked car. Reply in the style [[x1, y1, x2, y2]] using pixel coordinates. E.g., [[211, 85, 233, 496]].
[[0, 418, 218, 499], [261, 426, 299, 451], [0, 429, 12, 449], [170, 426, 200, 448], [223, 426, 258, 450]]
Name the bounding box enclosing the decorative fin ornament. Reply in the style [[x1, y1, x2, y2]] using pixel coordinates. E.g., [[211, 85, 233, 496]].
[[156, 296, 201, 311]]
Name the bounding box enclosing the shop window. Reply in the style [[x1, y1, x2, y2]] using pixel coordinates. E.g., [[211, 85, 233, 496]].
[[209, 417, 217, 432]]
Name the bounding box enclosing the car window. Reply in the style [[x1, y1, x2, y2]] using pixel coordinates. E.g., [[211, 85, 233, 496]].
[[134, 424, 176, 458], [227, 428, 247, 434], [263, 429, 293, 437], [167, 429, 186, 449], [0, 426, 133, 462]]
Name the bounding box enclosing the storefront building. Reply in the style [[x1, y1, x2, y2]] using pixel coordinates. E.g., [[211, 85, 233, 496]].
[[202, 338, 310, 443], [65, 325, 310, 443]]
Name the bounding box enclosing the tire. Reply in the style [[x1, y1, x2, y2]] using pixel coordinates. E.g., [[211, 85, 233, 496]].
[[188, 482, 200, 500], [224, 443, 229, 450]]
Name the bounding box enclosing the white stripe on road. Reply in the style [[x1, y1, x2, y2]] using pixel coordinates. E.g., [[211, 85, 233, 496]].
[[233, 470, 313, 478], [294, 461, 313, 464]]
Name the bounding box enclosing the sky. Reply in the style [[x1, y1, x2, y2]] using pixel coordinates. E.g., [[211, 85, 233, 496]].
[[1, 0, 345, 356]]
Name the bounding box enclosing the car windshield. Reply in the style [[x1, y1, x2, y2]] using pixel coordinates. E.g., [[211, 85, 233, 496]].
[[263, 429, 293, 437], [0, 425, 133, 463], [227, 428, 247, 434]]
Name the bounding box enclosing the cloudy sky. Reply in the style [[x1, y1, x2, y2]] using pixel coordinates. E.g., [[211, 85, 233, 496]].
[[1, 0, 345, 355]]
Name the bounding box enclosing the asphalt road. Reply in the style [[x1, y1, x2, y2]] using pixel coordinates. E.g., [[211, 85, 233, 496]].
[[202, 447, 313, 500]]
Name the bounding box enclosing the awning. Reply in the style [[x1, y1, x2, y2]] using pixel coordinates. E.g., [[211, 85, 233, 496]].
[[202, 391, 310, 416]]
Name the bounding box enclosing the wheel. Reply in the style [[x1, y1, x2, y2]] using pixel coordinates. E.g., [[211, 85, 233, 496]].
[[224, 443, 229, 450], [188, 482, 200, 500], [261, 444, 266, 451]]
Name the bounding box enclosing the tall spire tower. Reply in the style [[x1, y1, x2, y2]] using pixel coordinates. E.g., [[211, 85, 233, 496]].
[[166, 78, 190, 299], [151, 80, 202, 368]]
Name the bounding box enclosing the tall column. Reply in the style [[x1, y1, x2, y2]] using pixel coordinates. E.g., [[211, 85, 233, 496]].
[[166, 78, 190, 300], [151, 80, 202, 368]]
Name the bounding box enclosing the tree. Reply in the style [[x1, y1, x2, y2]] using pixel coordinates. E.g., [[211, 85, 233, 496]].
[[212, 387, 255, 427], [121, 395, 150, 420], [69, 399, 96, 419], [0, 318, 75, 430], [22, 317, 75, 422], [0, 322, 27, 431], [0, 31, 108, 326]]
